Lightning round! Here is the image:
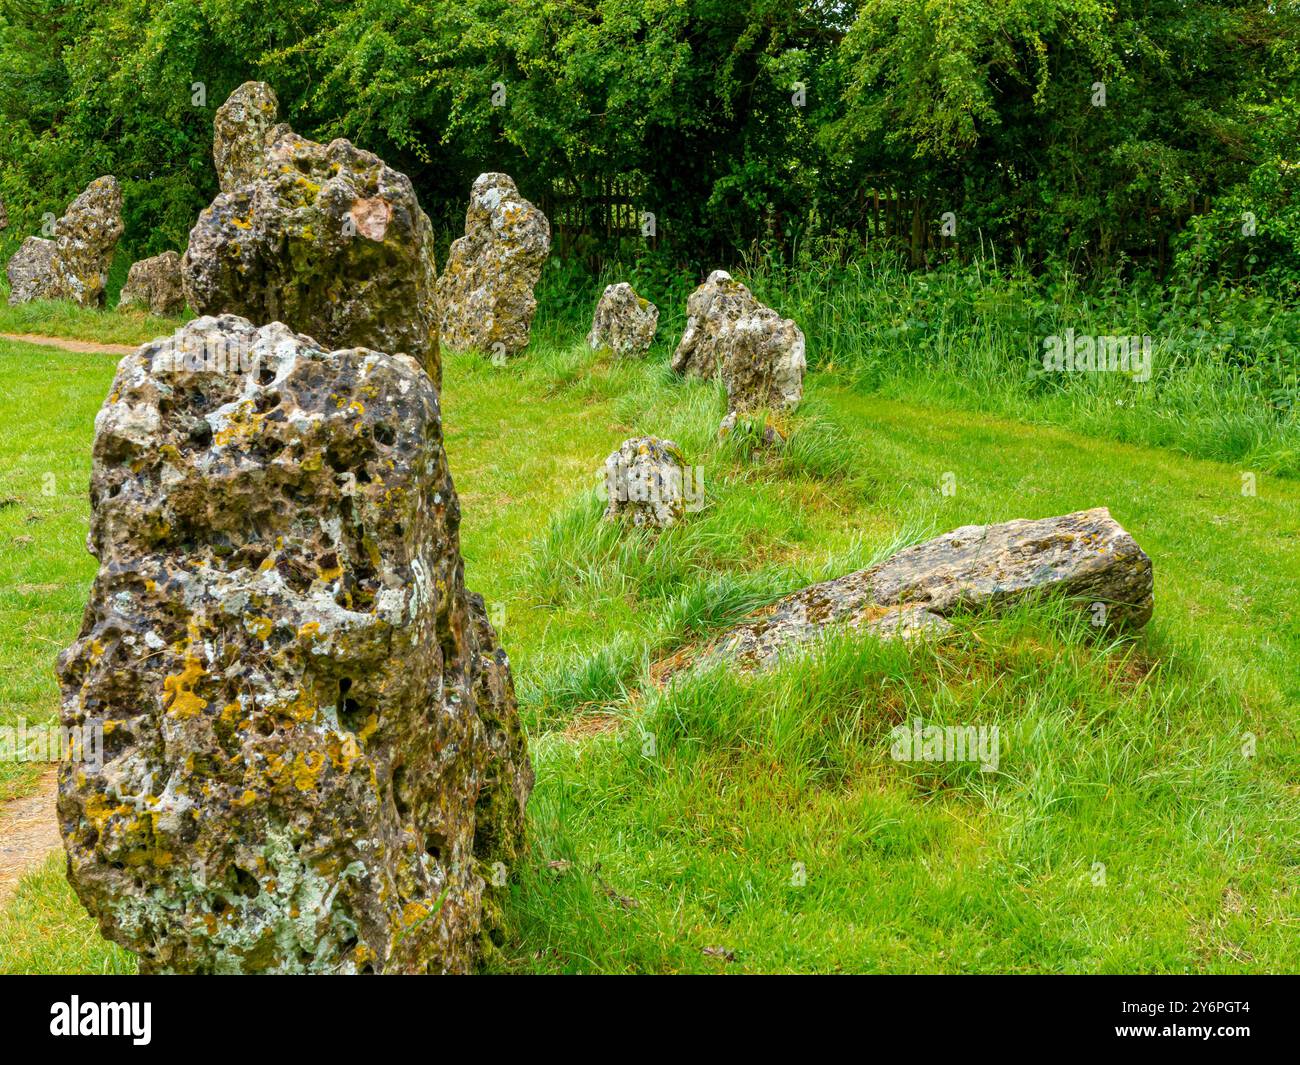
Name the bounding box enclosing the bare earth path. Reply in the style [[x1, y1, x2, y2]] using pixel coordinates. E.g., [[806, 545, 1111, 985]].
[[0, 767, 61, 909], [0, 332, 136, 355]]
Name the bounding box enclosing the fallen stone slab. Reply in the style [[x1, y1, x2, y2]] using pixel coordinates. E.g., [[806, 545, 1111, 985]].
[[183, 83, 440, 379], [118, 250, 185, 316], [666, 507, 1152, 676], [57, 314, 532, 974], [437, 173, 550, 358]]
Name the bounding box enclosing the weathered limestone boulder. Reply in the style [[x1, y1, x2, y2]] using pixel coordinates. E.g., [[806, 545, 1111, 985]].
[[602, 436, 695, 529], [57, 315, 532, 974], [671, 508, 1152, 675], [118, 251, 186, 316], [183, 84, 440, 379], [5, 177, 123, 307], [213, 81, 287, 194], [437, 173, 550, 358], [6, 236, 54, 305], [588, 282, 658, 357], [672, 270, 805, 421]]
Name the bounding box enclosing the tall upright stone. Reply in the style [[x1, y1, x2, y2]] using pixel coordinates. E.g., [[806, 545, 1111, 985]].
[[57, 315, 532, 974], [183, 84, 440, 380], [213, 81, 287, 194], [437, 173, 550, 359], [672, 270, 805, 426], [5, 177, 123, 307]]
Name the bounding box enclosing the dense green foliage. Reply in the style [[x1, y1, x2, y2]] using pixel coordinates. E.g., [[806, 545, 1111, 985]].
[[1, 0, 1297, 286]]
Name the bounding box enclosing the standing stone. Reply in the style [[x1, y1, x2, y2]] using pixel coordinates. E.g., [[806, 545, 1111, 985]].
[[0, 197, 8, 230], [437, 173, 550, 359], [667, 508, 1152, 676], [6, 236, 55, 305], [5, 177, 123, 307], [588, 282, 658, 358], [213, 81, 287, 194], [671, 270, 805, 424], [46, 176, 124, 308], [57, 315, 532, 974], [118, 251, 186, 316], [602, 436, 695, 529], [183, 84, 440, 380]]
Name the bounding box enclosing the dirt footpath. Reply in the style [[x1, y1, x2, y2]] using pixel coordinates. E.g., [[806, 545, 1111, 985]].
[[0, 768, 61, 909], [0, 332, 137, 355]]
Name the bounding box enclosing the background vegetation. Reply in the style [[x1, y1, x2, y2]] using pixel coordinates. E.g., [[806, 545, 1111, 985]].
[[1, 0, 1298, 288]]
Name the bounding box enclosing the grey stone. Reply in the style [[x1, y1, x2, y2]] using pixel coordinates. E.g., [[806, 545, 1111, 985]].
[[588, 282, 658, 357], [671, 269, 805, 421], [6, 236, 55, 305], [213, 81, 287, 195], [671, 508, 1152, 675], [602, 436, 693, 529], [118, 251, 186, 316], [57, 314, 532, 974], [183, 84, 440, 379], [437, 173, 550, 359], [5, 177, 123, 307]]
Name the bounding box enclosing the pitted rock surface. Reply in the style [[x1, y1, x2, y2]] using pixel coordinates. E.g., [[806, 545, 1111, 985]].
[[671, 270, 805, 419], [6, 237, 55, 305], [437, 173, 550, 358], [602, 436, 692, 529], [6, 177, 123, 307], [57, 315, 532, 974], [118, 251, 185, 316], [677, 508, 1151, 675], [183, 84, 440, 378], [588, 282, 658, 357], [213, 81, 288, 194]]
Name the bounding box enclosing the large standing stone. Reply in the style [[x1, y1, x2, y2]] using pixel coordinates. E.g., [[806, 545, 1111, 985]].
[[664, 508, 1152, 676], [6, 236, 54, 305], [118, 251, 186, 316], [5, 177, 123, 307], [57, 315, 532, 974], [213, 81, 287, 195], [183, 85, 440, 380], [437, 173, 550, 358], [588, 282, 658, 358], [601, 436, 696, 529], [671, 270, 805, 422]]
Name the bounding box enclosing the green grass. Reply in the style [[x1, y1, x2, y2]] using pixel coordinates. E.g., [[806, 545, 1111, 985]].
[[0, 297, 187, 346], [742, 253, 1300, 478], [0, 296, 1297, 973]]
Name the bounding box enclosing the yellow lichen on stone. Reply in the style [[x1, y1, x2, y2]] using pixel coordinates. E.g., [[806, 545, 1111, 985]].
[[163, 622, 209, 720], [291, 750, 326, 792]]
